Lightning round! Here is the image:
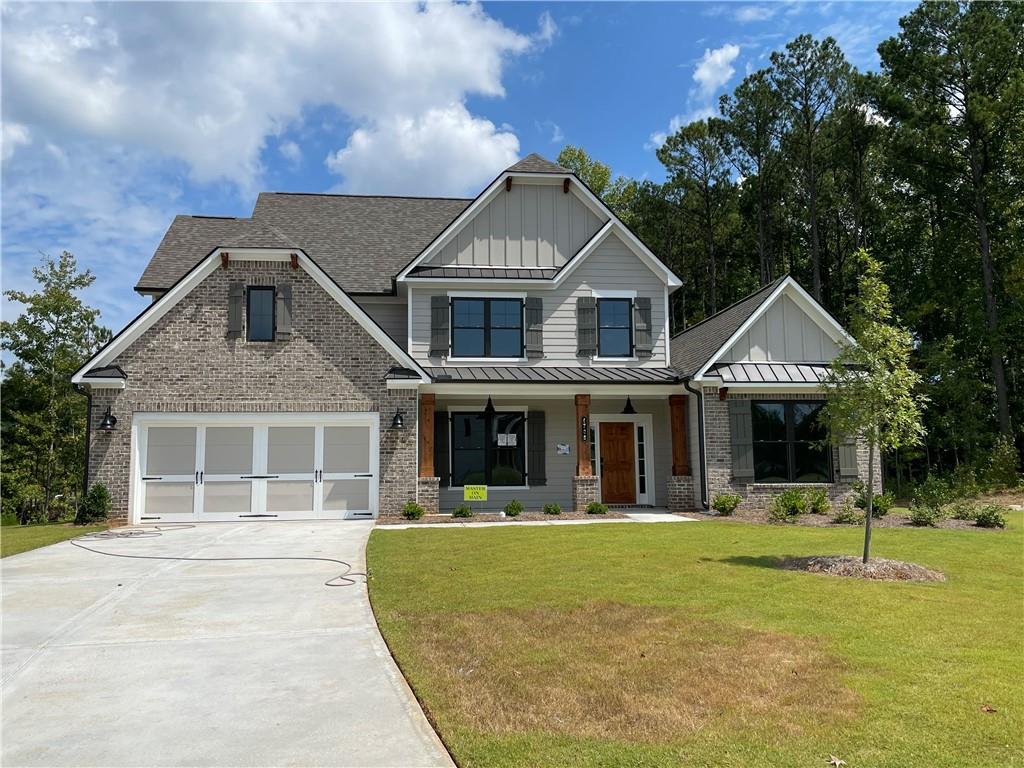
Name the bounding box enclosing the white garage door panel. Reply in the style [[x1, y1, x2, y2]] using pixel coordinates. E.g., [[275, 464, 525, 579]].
[[135, 415, 379, 524]]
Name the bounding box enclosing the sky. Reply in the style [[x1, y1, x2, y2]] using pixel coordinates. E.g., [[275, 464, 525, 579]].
[[1, 1, 915, 334]]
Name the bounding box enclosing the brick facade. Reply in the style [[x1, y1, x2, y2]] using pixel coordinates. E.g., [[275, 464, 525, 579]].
[[667, 475, 695, 513], [87, 260, 417, 520], [416, 477, 440, 514], [572, 476, 600, 511]]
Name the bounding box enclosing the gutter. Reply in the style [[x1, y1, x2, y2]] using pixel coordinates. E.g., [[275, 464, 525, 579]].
[[682, 375, 709, 510], [72, 383, 92, 499]]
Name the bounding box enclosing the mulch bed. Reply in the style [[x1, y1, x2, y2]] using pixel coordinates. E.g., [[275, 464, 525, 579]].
[[781, 555, 946, 582], [378, 510, 629, 525], [715, 508, 1002, 531]]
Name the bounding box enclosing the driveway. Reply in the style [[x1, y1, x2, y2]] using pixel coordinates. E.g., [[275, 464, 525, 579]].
[[1, 523, 452, 768]]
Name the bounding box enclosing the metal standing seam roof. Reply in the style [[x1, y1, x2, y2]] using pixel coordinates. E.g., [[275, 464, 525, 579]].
[[82, 365, 127, 379], [706, 362, 832, 384], [407, 266, 560, 280], [426, 366, 680, 384]]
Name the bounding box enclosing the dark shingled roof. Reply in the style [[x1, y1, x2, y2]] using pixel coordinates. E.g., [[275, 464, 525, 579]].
[[670, 277, 785, 376], [505, 153, 570, 174], [426, 366, 680, 384], [408, 266, 559, 280]]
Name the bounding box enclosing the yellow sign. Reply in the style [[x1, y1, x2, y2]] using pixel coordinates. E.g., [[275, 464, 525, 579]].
[[463, 485, 488, 501]]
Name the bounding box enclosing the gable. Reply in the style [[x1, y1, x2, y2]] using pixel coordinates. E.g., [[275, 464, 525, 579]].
[[426, 182, 607, 269], [723, 293, 840, 363]]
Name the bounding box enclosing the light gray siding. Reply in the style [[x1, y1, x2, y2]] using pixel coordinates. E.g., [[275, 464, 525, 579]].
[[723, 294, 839, 363], [354, 298, 407, 348], [410, 232, 668, 367], [428, 184, 606, 269]]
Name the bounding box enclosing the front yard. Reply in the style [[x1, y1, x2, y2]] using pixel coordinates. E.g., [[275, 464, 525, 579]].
[[367, 514, 1023, 767], [1, 522, 106, 558]]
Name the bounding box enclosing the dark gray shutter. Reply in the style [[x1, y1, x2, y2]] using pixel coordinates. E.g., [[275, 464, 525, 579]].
[[525, 296, 543, 359], [728, 399, 755, 481], [275, 282, 292, 341], [528, 411, 546, 486], [430, 295, 449, 357], [227, 282, 243, 339], [839, 435, 859, 479], [434, 411, 450, 487], [634, 296, 653, 358], [576, 296, 597, 357]]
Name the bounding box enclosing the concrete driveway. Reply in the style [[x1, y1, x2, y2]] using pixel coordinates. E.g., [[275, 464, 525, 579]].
[[1, 523, 452, 768]]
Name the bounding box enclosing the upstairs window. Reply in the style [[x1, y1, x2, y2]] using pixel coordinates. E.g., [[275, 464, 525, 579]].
[[597, 298, 632, 357], [751, 401, 831, 482], [451, 298, 523, 358], [247, 287, 275, 342]]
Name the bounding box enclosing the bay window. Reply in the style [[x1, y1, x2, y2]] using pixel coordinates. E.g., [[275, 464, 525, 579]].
[[751, 401, 831, 482]]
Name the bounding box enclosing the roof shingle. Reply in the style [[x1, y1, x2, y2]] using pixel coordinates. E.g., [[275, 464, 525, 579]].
[[505, 153, 570, 174]]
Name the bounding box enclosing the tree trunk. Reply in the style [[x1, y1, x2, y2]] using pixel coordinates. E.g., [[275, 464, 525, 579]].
[[807, 143, 822, 301], [757, 176, 769, 285], [863, 440, 876, 564]]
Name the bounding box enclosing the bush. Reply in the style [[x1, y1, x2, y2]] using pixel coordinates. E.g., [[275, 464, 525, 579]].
[[950, 464, 981, 499], [542, 502, 561, 515], [711, 493, 742, 516], [806, 488, 830, 515], [503, 500, 524, 517], [768, 488, 806, 523], [452, 505, 474, 518], [909, 504, 944, 527], [973, 504, 1008, 529], [401, 501, 424, 520], [75, 483, 110, 525], [945, 499, 978, 521], [832, 500, 864, 525], [586, 501, 608, 515], [985, 435, 1021, 490], [912, 476, 953, 512], [852, 480, 894, 517]]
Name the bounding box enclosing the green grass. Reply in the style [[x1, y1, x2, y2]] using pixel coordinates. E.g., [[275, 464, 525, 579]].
[[367, 514, 1024, 768], [1, 522, 106, 557]]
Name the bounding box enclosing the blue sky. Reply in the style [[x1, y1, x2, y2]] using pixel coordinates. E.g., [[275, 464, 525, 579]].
[[1, 1, 914, 334]]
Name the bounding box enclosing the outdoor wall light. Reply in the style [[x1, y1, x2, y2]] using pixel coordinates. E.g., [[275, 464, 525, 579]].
[[390, 409, 405, 430], [621, 397, 637, 415], [99, 406, 118, 431], [483, 396, 496, 417]]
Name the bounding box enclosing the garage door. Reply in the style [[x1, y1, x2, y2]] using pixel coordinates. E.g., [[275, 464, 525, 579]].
[[134, 414, 378, 523]]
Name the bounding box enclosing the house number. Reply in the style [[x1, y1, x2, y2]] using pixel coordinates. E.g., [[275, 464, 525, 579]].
[[580, 415, 589, 441]]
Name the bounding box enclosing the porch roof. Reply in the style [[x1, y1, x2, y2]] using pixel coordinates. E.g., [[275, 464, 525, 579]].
[[426, 366, 681, 384], [705, 362, 831, 384]]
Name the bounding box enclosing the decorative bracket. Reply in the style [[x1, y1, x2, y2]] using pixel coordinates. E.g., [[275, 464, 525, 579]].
[[505, 177, 513, 192], [220, 252, 230, 270], [290, 253, 299, 270]]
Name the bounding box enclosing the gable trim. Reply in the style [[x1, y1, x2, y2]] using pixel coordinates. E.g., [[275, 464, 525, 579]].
[[72, 248, 430, 385]]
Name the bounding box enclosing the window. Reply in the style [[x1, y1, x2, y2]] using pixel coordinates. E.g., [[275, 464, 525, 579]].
[[751, 401, 831, 482], [451, 411, 526, 486], [247, 287, 275, 341], [450, 298, 523, 358], [597, 298, 632, 357]]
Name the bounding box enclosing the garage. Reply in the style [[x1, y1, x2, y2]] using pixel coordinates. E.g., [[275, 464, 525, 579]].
[[132, 413, 379, 523]]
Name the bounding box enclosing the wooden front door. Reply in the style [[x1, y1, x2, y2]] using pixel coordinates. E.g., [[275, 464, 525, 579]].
[[599, 422, 636, 504]]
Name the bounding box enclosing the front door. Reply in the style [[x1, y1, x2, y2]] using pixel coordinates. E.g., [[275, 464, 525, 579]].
[[600, 422, 636, 504]]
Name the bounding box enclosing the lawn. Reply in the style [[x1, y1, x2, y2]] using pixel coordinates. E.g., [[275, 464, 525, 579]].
[[367, 514, 1024, 768], [1, 522, 106, 558]]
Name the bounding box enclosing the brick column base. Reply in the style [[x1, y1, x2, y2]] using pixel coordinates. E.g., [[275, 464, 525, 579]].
[[667, 475, 696, 513], [572, 476, 600, 512], [415, 477, 440, 515]]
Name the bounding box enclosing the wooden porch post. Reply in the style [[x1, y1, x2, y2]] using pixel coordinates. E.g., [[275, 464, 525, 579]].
[[419, 393, 435, 478], [669, 394, 690, 475], [575, 394, 592, 476]]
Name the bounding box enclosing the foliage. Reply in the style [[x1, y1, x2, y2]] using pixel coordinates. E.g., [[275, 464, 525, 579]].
[[542, 503, 561, 516], [805, 488, 830, 515], [909, 504, 944, 527], [768, 489, 807, 523], [984, 436, 1021, 489], [585, 502, 608, 515], [973, 504, 1008, 529], [75, 483, 110, 525], [945, 500, 978, 522], [832, 500, 864, 525], [949, 465, 981, 500], [711, 493, 742, 516], [452, 505, 474, 519], [402, 501, 424, 520], [912, 476, 953, 513], [851, 481, 895, 517], [556, 145, 639, 222], [504, 500, 524, 517]]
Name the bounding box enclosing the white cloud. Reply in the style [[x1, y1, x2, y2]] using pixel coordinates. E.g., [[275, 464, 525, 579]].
[[535, 120, 564, 145], [535, 11, 558, 47], [734, 6, 776, 23], [2, 122, 31, 161], [278, 140, 302, 168], [693, 43, 741, 97], [645, 106, 717, 151]]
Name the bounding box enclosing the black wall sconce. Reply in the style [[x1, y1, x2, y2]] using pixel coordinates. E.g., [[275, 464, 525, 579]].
[[99, 407, 118, 431], [390, 408, 405, 430], [621, 397, 637, 415]]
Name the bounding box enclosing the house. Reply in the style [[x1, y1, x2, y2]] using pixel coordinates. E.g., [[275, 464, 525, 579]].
[[72, 154, 879, 523]]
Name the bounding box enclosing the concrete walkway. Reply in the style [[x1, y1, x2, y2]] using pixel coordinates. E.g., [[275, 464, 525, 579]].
[[1, 523, 452, 768], [380, 509, 701, 530]]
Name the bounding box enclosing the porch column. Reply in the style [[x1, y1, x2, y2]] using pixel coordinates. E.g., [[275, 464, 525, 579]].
[[668, 394, 694, 513], [574, 394, 592, 476], [416, 393, 439, 514]]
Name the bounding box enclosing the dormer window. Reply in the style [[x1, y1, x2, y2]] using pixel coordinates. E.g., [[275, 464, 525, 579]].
[[451, 297, 523, 358]]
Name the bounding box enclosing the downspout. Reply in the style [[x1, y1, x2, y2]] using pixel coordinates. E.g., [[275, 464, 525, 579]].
[[682, 376, 708, 509], [73, 383, 92, 499]]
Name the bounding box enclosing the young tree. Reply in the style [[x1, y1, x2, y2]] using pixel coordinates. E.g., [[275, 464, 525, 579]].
[[556, 145, 638, 222], [823, 250, 927, 562]]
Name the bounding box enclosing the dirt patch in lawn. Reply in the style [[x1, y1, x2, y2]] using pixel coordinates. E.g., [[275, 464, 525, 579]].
[[378, 511, 628, 525], [407, 602, 858, 742], [781, 556, 946, 582]]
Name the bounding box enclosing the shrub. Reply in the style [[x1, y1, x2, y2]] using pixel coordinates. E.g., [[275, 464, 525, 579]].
[[542, 502, 561, 515], [852, 480, 894, 517], [832, 500, 864, 525], [945, 499, 978, 521], [452, 505, 474, 518], [909, 504, 943, 527], [950, 464, 981, 499], [912, 476, 953, 512], [984, 435, 1021, 490], [503, 500, 524, 517], [586, 501, 608, 515], [768, 488, 806, 523], [401, 501, 424, 520], [806, 488, 830, 515], [711, 493, 742, 516], [75, 483, 110, 525], [973, 504, 1008, 529]]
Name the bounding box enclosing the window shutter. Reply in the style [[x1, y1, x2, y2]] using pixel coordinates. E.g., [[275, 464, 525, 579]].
[[275, 282, 292, 341], [728, 399, 755, 480], [528, 411, 546, 486], [838, 435, 859, 479], [430, 295, 449, 357], [576, 297, 597, 357], [434, 411, 450, 487], [525, 296, 543, 359], [227, 282, 243, 339], [634, 296, 653, 358]]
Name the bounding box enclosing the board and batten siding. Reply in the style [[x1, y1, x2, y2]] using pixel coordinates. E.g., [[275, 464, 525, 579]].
[[427, 184, 606, 269], [354, 298, 407, 348], [410, 232, 668, 367], [723, 294, 839, 363]]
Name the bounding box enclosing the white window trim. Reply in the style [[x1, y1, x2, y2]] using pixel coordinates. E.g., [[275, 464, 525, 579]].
[[447, 290, 528, 299], [445, 404, 529, 491], [591, 412, 655, 507], [593, 293, 635, 361], [591, 289, 637, 299], [447, 294, 527, 361]]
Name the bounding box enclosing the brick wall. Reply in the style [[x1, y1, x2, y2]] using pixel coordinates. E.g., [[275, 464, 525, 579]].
[[667, 475, 695, 513], [87, 260, 417, 520], [572, 476, 600, 511]]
